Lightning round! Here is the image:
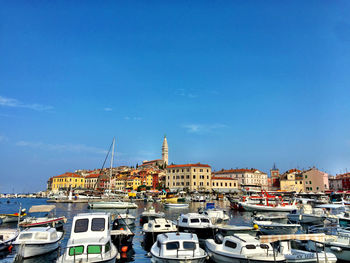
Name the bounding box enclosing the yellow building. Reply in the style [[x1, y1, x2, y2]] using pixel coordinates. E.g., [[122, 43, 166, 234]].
[[280, 169, 304, 192], [51, 172, 85, 191], [146, 174, 153, 187], [126, 177, 141, 190]]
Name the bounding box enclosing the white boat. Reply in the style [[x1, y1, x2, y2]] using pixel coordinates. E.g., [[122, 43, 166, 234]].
[[114, 213, 136, 225], [240, 201, 298, 212], [143, 218, 177, 250], [205, 233, 286, 263], [19, 205, 67, 230], [0, 228, 20, 251], [253, 213, 288, 223], [140, 206, 165, 225], [287, 204, 329, 224], [177, 213, 216, 240], [198, 207, 230, 224], [150, 232, 207, 263], [216, 224, 258, 237], [13, 227, 63, 258], [88, 200, 138, 209], [164, 203, 189, 208], [260, 234, 336, 263], [57, 212, 119, 263], [253, 220, 301, 235]]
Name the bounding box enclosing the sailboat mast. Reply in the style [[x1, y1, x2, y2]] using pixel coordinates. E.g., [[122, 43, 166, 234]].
[[109, 137, 115, 191]]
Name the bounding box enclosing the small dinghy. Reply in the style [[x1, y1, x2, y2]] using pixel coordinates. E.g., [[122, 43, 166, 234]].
[[0, 228, 20, 252], [140, 206, 165, 225], [164, 203, 189, 208], [150, 232, 207, 263], [143, 218, 177, 250], [253, 220, 301, 235], [12, 227, 63, 258], [205, 233, 286, 263]]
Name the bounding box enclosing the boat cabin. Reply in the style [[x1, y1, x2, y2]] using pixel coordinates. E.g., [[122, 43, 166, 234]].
[[143, 218, 177, 233], [14, 227, 61, 244], [178, 213, 213, 228], [153, 232, 202, 258]]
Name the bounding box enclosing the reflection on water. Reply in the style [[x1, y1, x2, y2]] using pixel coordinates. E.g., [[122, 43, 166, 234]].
[[0, 198, 249, 263]]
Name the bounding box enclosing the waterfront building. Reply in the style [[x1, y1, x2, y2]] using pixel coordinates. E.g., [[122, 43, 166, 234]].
[[126, 176, 141, 190], [329, 175, 343, 191], [212, 168, 268, 190], [84, 174, 100, 189], [280, 169, 303, 192], [211, 176, 239, 193], [270, 163, 280, 190], [51, 172, 85, 191], [302, 168, 329, 192], [166, 163, 211, 191]]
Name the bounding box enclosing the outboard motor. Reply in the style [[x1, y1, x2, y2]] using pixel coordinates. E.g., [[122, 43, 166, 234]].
[[214, 234, 224, 244]]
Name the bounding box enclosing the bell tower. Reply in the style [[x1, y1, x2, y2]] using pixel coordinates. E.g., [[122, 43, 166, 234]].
[[162, 135, 168, 165]]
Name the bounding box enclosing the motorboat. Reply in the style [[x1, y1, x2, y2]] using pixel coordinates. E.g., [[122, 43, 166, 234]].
[[205, 233, 286, 263], [192, 195, 206, 202], [143, 218, 177, 250], [88, 200, 138, 209], [0, 228, 20, 252], [140, 206, 165, 225], [164, 203, 189, 208], [12, 227, 63, 258], [177, 213, 216, 240], [253, 220, 301, 235], [114, 213, 136, 226], [57, 212, 119, 263], [252, 212, 288, 223], [0, 209, 27, 223], [287, 204, 329, 224], [111, 216, 134, 251], [240, 200, 298, 212], [260, 233, 336, 263], [198, 205, 230, 224], [18, 205, 67, 230], [215, 224, 258, 237], [150, 232, 207, 263]]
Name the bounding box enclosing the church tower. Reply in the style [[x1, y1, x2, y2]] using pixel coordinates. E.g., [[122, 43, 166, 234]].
[[162, 135, 168, 165]]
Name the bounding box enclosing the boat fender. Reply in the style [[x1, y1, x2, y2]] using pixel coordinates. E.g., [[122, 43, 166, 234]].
[[121, 246, 128, 253], [253, 224, 259, 230], [8, 245, 13, 252], [330, 246, 342, 252]]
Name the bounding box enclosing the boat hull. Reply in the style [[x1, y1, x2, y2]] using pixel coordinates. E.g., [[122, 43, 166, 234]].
[[178, 226, 216, 240], [240, 203, 296, 212], [150, 253, 207, 263], [15, 241, 60, 258], [287, 214, 325, 224], [88, 202, 137, 209]]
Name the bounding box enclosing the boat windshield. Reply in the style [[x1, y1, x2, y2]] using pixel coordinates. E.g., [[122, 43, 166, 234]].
[[166, 242, 180, 250], [183, 242, 196, 250], [201, 218, 210, 223], [19, 233, 32, 240], [91, 218, 105, 231], [74, 219, 89, 233], [34, 232, 48, 240]]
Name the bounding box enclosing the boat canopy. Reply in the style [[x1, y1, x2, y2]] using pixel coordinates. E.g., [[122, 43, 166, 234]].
[[29, 205, 56, 213], [260, 233, 325, 243]]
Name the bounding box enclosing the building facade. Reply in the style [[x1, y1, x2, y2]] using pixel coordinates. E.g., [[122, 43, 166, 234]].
[[51, 172, 85, 191], [302, 168, 329, 192], [211, 176, 239, 193], [329, 175, 342, 191], [280, 169, 303, 192], [166, 163, 212, 191], [270, 164, 280, 190]]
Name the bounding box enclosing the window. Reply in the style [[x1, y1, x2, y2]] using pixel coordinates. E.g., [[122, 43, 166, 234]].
[[88, 245, 102, 254], [187, 169, 190, 172], [309, 181, 312, 184], [166, 242, 180, 250], [92, 218, 105, 231], [295, 182, 297, 184], [18, 233, 33, 240], [186, 175, 189, 179], [245, 244, 256, 249], [182, 218, 188, 223], [305, 175, 308, 179], [225, 241, 237, 249], [183, 242, 196, 250], [190, 218, 200, 223], [193, 169, 196, 172], [200, 169, 203, 172], [181, 176, 184, 179], [201, 218, 209, 223], [34, 232, 48, 240], [193, 175, 196, 179], [69, 246, 84, 256], [105, 242, 111, 252], [194, 182, 196, 185], [74, 219, 89, 233]]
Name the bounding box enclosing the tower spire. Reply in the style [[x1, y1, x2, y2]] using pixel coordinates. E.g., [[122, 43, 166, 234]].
[[162, 135, 168, 165]]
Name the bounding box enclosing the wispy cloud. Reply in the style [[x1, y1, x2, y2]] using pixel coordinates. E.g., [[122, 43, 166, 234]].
[[182, 123, 227, 134], [0, 96, 53, 112], [124, 116, 142, 121], [16, 141, 107, 154], [175, 89, 198, 98], [104, 107, 113, 112]]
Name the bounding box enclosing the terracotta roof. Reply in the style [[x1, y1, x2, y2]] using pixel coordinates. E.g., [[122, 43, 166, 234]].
[[54, 172, 83, 178], [286, 169, 301, 174], [213, 168, 259, 174], [167, 163, 211, 168], [211, 176, 237, 180], [85, 174, 100, 178]]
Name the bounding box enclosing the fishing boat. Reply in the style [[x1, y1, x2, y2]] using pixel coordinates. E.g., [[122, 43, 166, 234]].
[[260, 233, 336, 263], [150, 232, 207, 263], [205, 233, 286, 263], [161, 192, 178, 203], [140, 206, 165, 225], [177, 213, 216, 240], [143, 218, 177, 250], [0, 228, 20, 252], [0, 209, 27, 223], [57, 212, 119, 263], [164, 203, 189, 208], [12, 227, 63, 258], [18, 205, 67, 230], [253, 220, 301, 235]]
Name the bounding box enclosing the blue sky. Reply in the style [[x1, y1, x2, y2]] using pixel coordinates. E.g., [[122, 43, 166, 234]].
[[1, 1, 350, 192]]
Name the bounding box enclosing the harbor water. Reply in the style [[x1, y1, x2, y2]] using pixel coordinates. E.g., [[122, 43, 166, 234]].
[[0, 198, 250, 263]]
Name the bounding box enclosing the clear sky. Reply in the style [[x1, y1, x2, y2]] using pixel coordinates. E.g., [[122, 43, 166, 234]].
[[1, 1, 350, 192]]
